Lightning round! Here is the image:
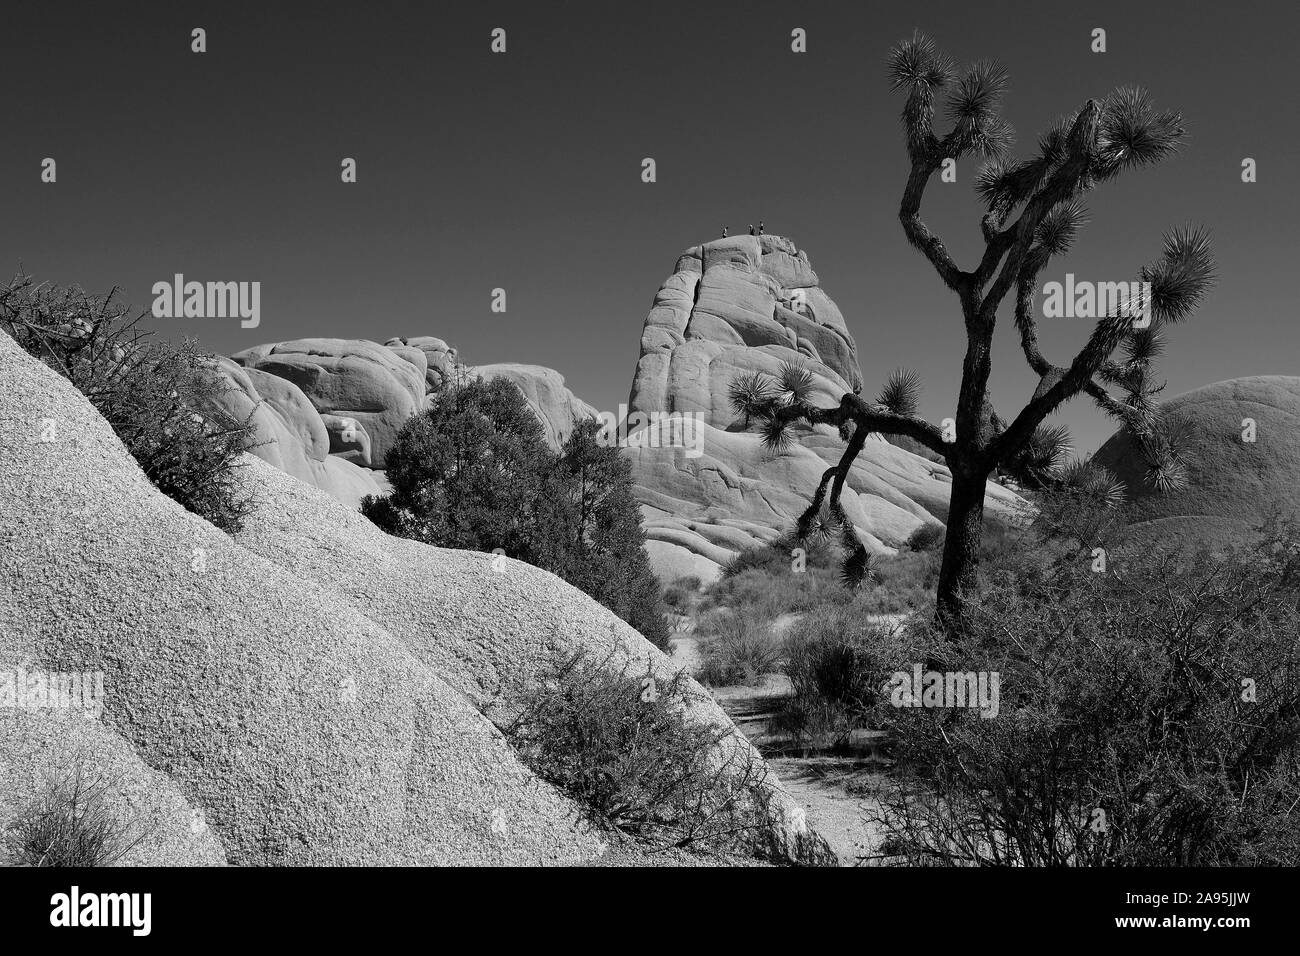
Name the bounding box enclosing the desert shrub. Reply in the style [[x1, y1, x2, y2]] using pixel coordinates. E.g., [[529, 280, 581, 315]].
[[662, 584, 694, 613], [505, 650, 771, 854], [697, 611, 783, 687], [721, 534, 836, 579], [906, 522, 945, 553], [0, 275, 255, 531], [872, 533, 1300, 866], [4, 764, 153, 866], [774, 611, 902, 745], [364, 382, 670, 648]]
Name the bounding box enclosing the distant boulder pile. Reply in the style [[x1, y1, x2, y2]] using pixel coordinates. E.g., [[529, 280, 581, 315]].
[[211, 337, 595, 507]]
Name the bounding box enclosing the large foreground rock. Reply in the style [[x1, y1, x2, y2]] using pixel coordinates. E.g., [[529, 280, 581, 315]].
[[0, 329, 831, 865], [0, 330, 606, 865], [233, 464, 834, 865], [0, 711, 226, 866], [1092, 376, 1300, 549]]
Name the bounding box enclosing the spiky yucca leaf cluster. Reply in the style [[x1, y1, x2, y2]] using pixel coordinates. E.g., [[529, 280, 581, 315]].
[[877, 367, 922, 417], [1004, 423, 1073, 488], [1058, 459, 1127, 509], [727, 371, 780, 426], [778, 360, 815, 403], [728, 361, 820, 453]]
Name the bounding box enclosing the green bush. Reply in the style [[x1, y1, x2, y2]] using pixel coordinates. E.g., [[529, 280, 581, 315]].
[[1, 275, 255, 532], [906, 522, 945, 553], [873, 533, 1300, 866], [662, 584, 691, 612], [363, 378, 670, 648], [697, 611, 783, 687], [505, 650, 771, 854], [773, 610, 901, 745]]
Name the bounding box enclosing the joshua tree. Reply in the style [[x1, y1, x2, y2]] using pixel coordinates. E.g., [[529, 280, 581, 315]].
[[732, 32, 1215, 634]]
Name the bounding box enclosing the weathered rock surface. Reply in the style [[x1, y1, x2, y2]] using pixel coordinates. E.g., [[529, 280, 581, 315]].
[[386, 336, 457, 391], [211, 358, 381, 508], [1092, 376, 1300, 549], [234, 463, 834, 865], [628, 422, 1024, 582], [0, 328, 831, 866], [629, 235, 861, 427], [231, 338, 425, 467], [0, 711, 227, 866], [625, 236, 1025, 581], [0, 330, 606, 866], [220, 338, 596, 511], [321, 413, 372, 468]]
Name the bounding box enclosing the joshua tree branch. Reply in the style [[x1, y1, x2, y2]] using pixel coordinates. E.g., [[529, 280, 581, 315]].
[[988, 312, 1133, 465], [1013, 250, 1053, 376], [900, 158, 965, 292], [771, 394, 950, 458], [979, 102, 1100, 320]]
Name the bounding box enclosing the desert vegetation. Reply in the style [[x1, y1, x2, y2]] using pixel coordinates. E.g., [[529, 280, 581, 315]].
[[504, 649, 773, 856], [0, 274, 255, 532], [680, 468, 1300, 864], [870, 526, 1300, 866], [363, 375, 671, 648], [4, 764, 152, 867], [729, 32, 1216, 633]]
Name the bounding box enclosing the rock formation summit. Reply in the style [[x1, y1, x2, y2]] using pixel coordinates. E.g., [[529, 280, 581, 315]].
[[624, 234, 1024, 582]]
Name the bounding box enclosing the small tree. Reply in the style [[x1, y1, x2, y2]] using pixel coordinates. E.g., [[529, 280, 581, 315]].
[[362, 376, 552, 561], [546, 418, 671, 649], [735, 33, 1215, 633], [364, 378, 672, 649]]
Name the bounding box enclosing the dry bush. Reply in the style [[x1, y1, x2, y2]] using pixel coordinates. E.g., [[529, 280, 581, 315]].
[[0, 274, 255, 532], [505, 650, 772, 855], [697, 611, 783, 687], [5, 763, 154, 867], [869, 532, 1300, 866]]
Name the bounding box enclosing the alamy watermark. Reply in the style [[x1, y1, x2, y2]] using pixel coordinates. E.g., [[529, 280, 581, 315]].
[[0, 667, 104, 718], [886, 664, 1000, 718], [1042, 274, 1151, 328], [595, 404, 705, 459], [151, 274, 260, 328]]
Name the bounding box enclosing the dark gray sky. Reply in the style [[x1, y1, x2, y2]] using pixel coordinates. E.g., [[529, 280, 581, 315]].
[[4, 0, 1296, 453]]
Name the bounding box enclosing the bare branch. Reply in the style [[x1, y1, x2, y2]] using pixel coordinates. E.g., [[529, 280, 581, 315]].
[[899, 160, 964, 291]]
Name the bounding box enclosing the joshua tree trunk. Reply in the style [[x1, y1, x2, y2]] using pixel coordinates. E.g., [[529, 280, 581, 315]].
[[935, 466, 990, 631]]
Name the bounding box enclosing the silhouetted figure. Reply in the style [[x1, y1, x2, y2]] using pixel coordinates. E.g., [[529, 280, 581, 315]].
[[722, 225, 729, 238], [759, 220, 765, 235], [748, 224, 755, 236]]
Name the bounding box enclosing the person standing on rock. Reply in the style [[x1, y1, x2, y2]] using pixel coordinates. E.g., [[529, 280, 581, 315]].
[[759, 220, 765, 235], [748, 224, 755, 236], [722, 225, 728, 238]]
